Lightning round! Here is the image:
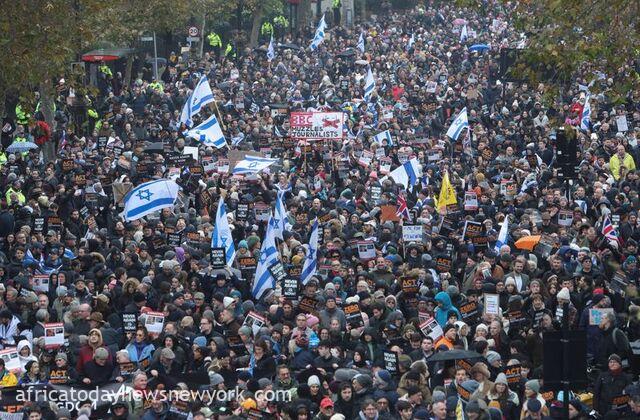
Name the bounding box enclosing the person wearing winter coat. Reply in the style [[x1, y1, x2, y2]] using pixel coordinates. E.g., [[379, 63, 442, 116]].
[[434, 292, 461, 327], [77, 328, 110, 374], [334, 382, 359, 419], [81, 347, 114, 386], [593, 354, 633, 415], [17, 339, 37, 374], [486, 373, 519, 419], [126, 327, 155, 370], [0, 357, 17, 387]]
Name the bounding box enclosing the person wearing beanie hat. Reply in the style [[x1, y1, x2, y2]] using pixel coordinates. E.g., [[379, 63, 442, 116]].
[[352, 373, 373, 399], [593, 353, 633, 414], [485, 350, 502, 368], [487, 373, 520, 419], [373, 369, 393, 390], [521, 379, 551, 418], [459, 379, 480, 401], [556, 287, 571, 302]]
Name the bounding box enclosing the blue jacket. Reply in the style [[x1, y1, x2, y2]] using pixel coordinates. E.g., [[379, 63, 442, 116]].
[[434, 291, 461, 327], [126, 342, 156, 369]]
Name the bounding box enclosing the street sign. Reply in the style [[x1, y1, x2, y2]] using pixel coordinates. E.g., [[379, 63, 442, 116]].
[[140, 36, 154, 42], [187, 37, 200, 43], [188, 26, 199, 37]]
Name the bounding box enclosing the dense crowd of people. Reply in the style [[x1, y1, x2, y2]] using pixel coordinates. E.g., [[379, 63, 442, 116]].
[[2, 0, 640, 419]]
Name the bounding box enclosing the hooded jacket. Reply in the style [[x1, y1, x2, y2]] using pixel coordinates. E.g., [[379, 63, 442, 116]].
[[434, 291, 461, 327], [17, 340, 37, 373]]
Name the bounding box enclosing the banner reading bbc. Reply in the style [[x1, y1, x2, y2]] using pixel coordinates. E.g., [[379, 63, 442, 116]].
[[290, 112, 345, 140]]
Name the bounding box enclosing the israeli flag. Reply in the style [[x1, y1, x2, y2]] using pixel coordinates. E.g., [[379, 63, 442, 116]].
[[364, 67, 375, 102], [233, 156, 279, 175], [575, 200, 587, 214], [407, 33, 415, 51], [231, 133, 245, 146], [494, 217, 509, 253], [301, 219, 319, 285], [273, 191, 288, 240], [211, 199, 236, 267], [252, 215, 279, 300], [63, 248, 76, 260], [373, 130, 393, 146], [357, 32, 365, 53], [446, 107, 469, 140], [185, 113, 227, 149], [267, 36, 276, 62], [580, 95, 591, 131], [309, 15, 327, 51], [388, 158, 421, 190], [180, 75, 215, 128], [123, 179, 181, 221], [460, 25, 468, 43]]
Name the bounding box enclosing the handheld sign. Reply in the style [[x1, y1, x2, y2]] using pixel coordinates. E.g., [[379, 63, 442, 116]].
[[144, 311, 165, 334], [344, 303, 364, 328], [44, 323, 65, 348], [419, 317, 444, 341], [383, 351, 399, 373], [268, 262, 287, 283], [243, 311, 267, 337], [122, 313, 138, 333], [281, 277, 298, 299], [32, 275, 50, 292], [483, 293, 501, 316], [210, 247, 227, 269], [357, 241, 376, 260]]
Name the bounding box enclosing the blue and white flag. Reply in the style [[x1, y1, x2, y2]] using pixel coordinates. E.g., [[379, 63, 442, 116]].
[[373, 130, 394, 146], [123, 179, 181, 221], [309, 15, 327, 51], [580, 95, 591, 131], [231, 133, 245, 146], [267, 36, 276, 62], [446, 107, 469, 140], [460, 25, 468, 43], [273, 191, 288, 241], [301, 219, 319, 285], [180, 75, 215, 128], [494, 217, 509, 253], [233, 156, 279, 175], [63, 248, 76, 260], [407, 33, 415, 51], [388, 158, 421, 190], [185, 113, 227, 149], [357, 32, 365, 53], [252, 215, 279, 300], [364, 67, 375, 102], [574, 199, 587, 214], [211, 199, 236, 267]]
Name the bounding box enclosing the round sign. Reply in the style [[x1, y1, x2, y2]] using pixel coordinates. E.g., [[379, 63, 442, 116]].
[[188, 26, 198, 37]]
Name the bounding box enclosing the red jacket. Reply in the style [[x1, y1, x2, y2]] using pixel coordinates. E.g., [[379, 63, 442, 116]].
[[33, 121, 51, 145]]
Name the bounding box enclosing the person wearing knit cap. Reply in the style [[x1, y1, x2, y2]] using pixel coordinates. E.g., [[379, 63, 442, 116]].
[[487, 373, 520, 419], [521, 379, 551, 418], [373, 369, 393, 390], [593, 353, 633, 414], [352, 373, 373, 400]]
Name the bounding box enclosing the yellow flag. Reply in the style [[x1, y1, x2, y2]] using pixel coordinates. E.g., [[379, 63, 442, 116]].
[[438, 171, 457, 212]]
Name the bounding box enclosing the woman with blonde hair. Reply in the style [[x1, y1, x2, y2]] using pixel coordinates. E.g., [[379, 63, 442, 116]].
[[487, 372, 519, 419]]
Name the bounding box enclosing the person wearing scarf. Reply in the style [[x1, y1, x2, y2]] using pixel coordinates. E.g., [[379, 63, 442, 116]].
[[0, 358, 17, 387], [593, 353, 633, 414]]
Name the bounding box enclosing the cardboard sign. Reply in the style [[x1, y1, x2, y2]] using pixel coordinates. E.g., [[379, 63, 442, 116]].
[[383, 351, 399, 373], [268, 262, 287, 282], [616, 115, 629, 132], [589, 308, 614, 326], [462, 221, 483, 239], [379, 157, 392, 174], [611, 270, 630, 294], [47, 216, 62, 231], [532, 310, 546, 329], [236, 203, 249, 221], [558, 210, 573, 227], [503, 364, 521, 385], [298, 296, 319, 314], [357, 241, 376, 260], [344, 303, 364, 328], [401, 277, 419, 294], [62, 159, 74, 172], [402, 225, 423, 242], [243, 311, 267, 337], [44, 323, 64, 348], [375, 147, 386, 159], [358, 150, 374, 167], [0, 348, 21, 373], [98, 136, 107, 150], [507, 310, 528, 330], [435, 256, 452, 272], [456, 359, 473, 373], [254, 203, 271, 222], [282, 277, 298, 298], [238, 257, 257, 270], [290, 112, 345, 140], [288, 266, 302, 278], [144, 311, 165, 334], [33, 217, 45, 233], [370, 185, 382, 202], [32, 275, 49, 292], [464, 192, 478, 211], [484, 293, 500, 315], [420, 317, 444, 341], [216, 159, 230, 174], [210, 247, 227, 269], [122, 313, 138, 333], [459, 301, 480, 324]]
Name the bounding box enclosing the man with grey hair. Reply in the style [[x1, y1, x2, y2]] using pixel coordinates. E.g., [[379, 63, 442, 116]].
[[597, 311, 631, 369], [32, 309, 49, 338]]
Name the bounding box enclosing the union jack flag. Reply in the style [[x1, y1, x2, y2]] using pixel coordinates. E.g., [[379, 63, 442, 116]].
[[396, 193, 410, 220], [602, 215, 620, 246]]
